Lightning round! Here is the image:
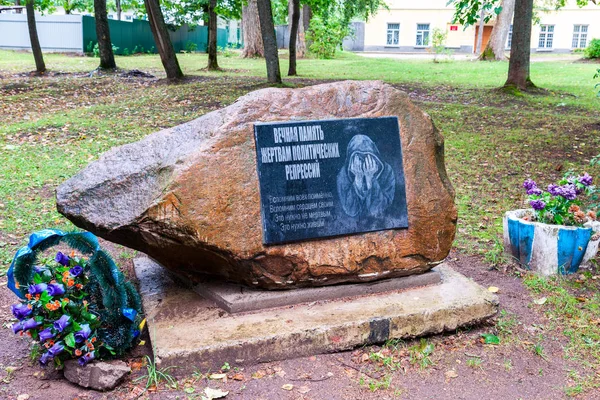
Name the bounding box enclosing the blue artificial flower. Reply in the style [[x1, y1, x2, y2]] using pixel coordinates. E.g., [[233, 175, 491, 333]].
[[48, 341, 64, 357], [78, 351, 96, 367], [22, 317, 42, 331], [55, 252, 70, 267], [74, 324, 91, 344], [33, 265, 47, 274], [11, 322, 23, 334], [11, 303, 32, 320], [53, 315, 71, 333], [523, 179, 537, 191], [47, 283, 65, 297], [39, 328, 55, 342], [548, 184, 561, 196], [69, 265, 83, 277], [39, 352, 52, 366], [28, 283, 48, 295], [527, 187, 542, 196]]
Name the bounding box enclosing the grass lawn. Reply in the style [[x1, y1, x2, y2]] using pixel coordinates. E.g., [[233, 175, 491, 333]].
[[1, 49, 600, 396]]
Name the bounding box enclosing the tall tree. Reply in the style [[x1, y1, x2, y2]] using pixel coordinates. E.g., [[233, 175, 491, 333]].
[[25, 0, 46, 74], [287, 0, 300, 75], [207, 0, 219, 70], [504, 0, 534, 89], [256, 0, 281, 83], [143, 0, 184, 79], [241, 0, 263, 57], [480, 0, 515, 60], [474, 5, 485, 53], [94, 0, 117, 69]]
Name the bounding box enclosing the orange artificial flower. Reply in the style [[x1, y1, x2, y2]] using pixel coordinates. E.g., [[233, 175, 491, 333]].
[[67, 279, 75, 287], [25, 294, 32, 300], [35, 294, 40, 301], [27, 304, 32, 309], [91, 337, 97, 343], [50, 279, 56, 284], [75, 349, 82, 356], [15, 282, 20, 289], [62, 298, 69, 303], [75, 283, 83, 289], [70, 251, 75, 258]]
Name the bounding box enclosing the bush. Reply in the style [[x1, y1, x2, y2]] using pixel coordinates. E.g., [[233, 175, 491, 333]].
[[306, 16, 350, 59], [584, 38, 600, 59], [185, 41, 198, 53], [92, 43, 119, 58]]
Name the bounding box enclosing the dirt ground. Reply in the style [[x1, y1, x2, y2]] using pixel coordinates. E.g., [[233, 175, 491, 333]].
[[1, 246, 598, 400]]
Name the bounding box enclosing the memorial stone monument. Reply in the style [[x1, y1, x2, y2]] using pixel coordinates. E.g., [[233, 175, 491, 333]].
[[56, 81, 496, 371]]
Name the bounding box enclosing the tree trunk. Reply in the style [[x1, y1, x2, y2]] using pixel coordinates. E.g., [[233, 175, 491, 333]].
[[241, 0, 263, 58], [207, 0, 219, 70], [302, 4, 312, 49], [480, 0, 515, 60], [25, 0, 45, 74], [504, 0, 535, 90], [256, 0, 281, 83], [288, 0, 299, 76], [116, 0, 121, 20], [143, 0, 184, 79], [94, 0, 117, 69], [288, 1, 306, 58], [475, 6, 485, 54]]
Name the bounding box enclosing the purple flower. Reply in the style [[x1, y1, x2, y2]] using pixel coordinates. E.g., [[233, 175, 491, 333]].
[[22, 318, 42, 331], [39, 328, 55, 342], [11, 304, 32, 320], [559, 184, 577, 200], [11, 322, 23, 334], [33, 265, 47, 274], [55, 252, 70, 267], [530, 199, 546, 210], [39, 352, 52, 366], [74, 324, 91, 343], [47, 283, 65, 297], [527, 187, 543, 196], [53, 315, 71, 333], [523, 179, 537, 191], [48, 341, 64, 357], [28, 283, 47, 295], [548, 184, 561, 196], [78, 351, 96, 367], [578, 173, 593, 186], [69, 265, 83, 277]]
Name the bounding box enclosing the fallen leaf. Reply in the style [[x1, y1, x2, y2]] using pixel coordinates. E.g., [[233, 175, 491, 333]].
[[445, 370, 458, 379], [576, 297, 587, 303], [209, 373, 227, 380], [252, 370, 266, 379], [230, 373, 244, 381], [298, 385, 311, 394], [533, 297, 547, 305], [488, 286, 500, 293], [281, 384, 294, 391], [481, 333, 500, 345], [203, 387, 229, 399]]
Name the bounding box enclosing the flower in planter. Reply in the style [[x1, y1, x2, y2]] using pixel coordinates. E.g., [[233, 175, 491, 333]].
[[11, 304, 32, 320], [39, 328, 55, 342], [74, 324, 91, 343], [55, 252, 70, 267], [53, 315, 71, 333], [47, 283, 65, 297], [523, 173, 598, 226]]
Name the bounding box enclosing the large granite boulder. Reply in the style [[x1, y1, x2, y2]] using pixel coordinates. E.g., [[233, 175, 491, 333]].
[[57, 81, 457, 289]]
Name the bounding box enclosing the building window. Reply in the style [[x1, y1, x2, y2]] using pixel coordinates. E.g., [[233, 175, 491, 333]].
[[538, 25, 554, 49], [506, 24, 513, 49], [386, 23, 400, 46], [572, 25, 588, 48], [416, 24, 430, 46], [125, 15, 133, 21]]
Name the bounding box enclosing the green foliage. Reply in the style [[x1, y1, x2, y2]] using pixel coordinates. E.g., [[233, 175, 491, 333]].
[[585, 38, 600, 59], [306, 16, 349, 59], [218, 45, 235, 57], [408, 339, 434, 369], [92, 43, 119, 58], [185, 41, 198, 53], [134, 355, 178, 390], [448, 0, 502, 27], [430, 27, 453, 63]]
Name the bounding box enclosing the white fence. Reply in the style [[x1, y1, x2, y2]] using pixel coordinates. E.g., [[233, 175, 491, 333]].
[[0, 14, 83, 52]]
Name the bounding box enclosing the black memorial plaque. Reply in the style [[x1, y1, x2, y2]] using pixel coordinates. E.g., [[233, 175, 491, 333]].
[[254, 116, 408, 245]]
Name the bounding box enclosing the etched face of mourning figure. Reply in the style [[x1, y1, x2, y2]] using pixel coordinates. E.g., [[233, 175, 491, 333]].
[[337, 135, 396, 218]]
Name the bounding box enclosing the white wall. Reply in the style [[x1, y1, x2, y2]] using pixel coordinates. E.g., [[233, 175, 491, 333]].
[[0, 14, 83, 52]]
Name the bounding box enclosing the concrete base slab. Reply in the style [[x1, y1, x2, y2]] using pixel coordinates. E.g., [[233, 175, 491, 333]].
[[193, 270, 441, 313], [134, 257, 498, 375]]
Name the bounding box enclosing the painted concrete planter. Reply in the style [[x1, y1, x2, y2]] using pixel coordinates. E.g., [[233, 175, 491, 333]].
[[503, 209, 600, 276]]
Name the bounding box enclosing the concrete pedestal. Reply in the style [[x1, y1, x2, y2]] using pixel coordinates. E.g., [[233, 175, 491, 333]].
[[134, 257, 498, 375]]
